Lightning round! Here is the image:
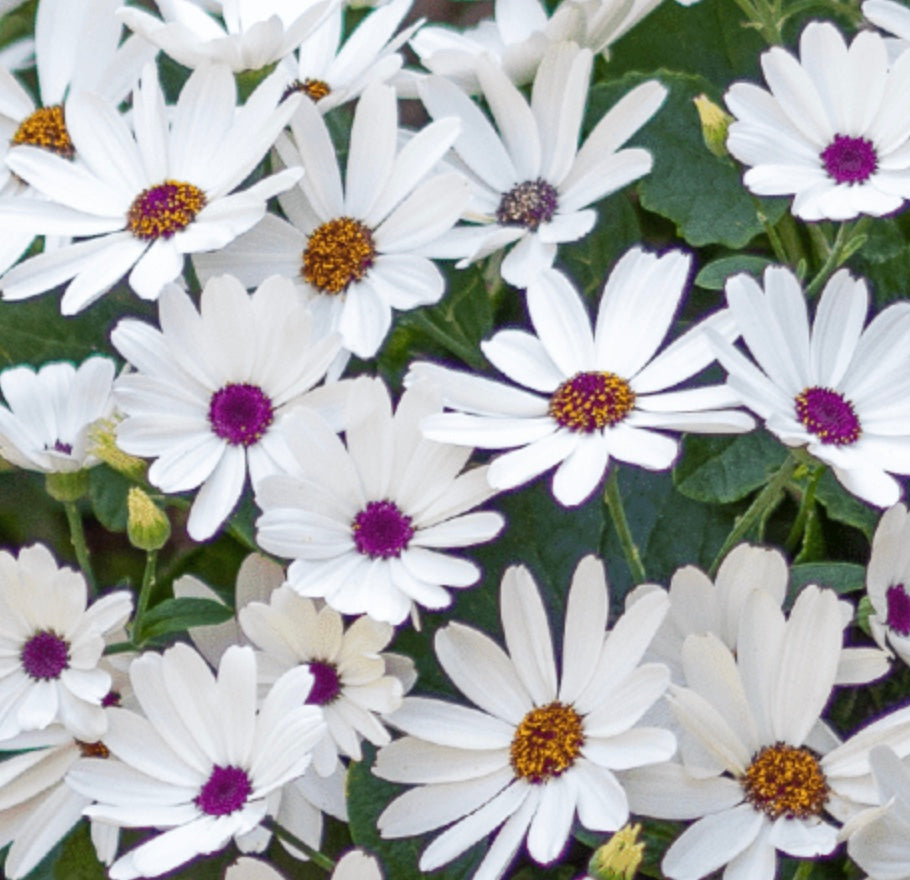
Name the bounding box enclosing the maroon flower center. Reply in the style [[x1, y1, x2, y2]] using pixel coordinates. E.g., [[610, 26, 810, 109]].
[[196, 765, 252, 816], [794, 386, 861, 445], [352, 500, 414, 559], [887, 584, 910, 637], [821, 135, 877, 184], [305, 661, 342, 705], [208, 383, 274, 447], [497, 179, 558, 230], [21, 630, 69, 680], [549, 371, 636, 432]]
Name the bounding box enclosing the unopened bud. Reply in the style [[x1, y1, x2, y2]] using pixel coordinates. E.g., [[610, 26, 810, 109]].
[[693, 94, 732, 158], [89, 419, 146, 482], [127, 487, 171, 551], [588, 824, 645, 880]]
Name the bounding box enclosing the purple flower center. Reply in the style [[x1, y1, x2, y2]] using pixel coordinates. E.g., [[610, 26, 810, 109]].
[[549, 371, 636, 432], [497, 179, 558, 230], [352, 500, 414, 559], [208, 383, 274, 447], [51, 440, 72, 454], [887, 584, 910, 637], [794, 386, 861, 446], [821, 135, 877, 184], [196, 765, 252, 816], [20, 630, 69, 680], [127, 179, 206, 240], [305, 661, 342, 705]]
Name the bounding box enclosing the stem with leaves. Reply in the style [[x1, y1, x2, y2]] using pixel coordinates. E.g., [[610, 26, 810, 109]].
[[263, 818, 337, 873], [131, 550, 158, 648]]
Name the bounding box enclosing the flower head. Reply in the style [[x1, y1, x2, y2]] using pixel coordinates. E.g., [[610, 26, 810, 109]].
[[725, 21, 910, 220], [410, 253, 752, 507], [866, 503, 910, 667], [711, 265, 910, 507], [375, 556, 673, 879], [111, 275, 343, 541], [254, 377, 505, 625]]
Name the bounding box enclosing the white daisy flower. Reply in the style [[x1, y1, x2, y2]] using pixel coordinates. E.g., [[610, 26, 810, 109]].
[[417, 42, 666, 287], [847, 745, 910, 880], [626, 586, 910, 880], [254, 377, 505, 626], [67, 643, 326, 880], [239, 585, 415, 775], [278, 0, 420, 113], [711, 265, 910, 508], [409, 255, 753, 507], [863, 1, 910, 62], [111, 275, 344, 542], [194, 81, 470, 360], [226, 849, 383, 880], [724, 20, 910, 221], [626, 543, 889, 687], [0, 356, 115, 473], [0, 62, 302, 313], [0, 543, 132, 741], [117, 0, 335, 72], [0, 0, 155, 276], [375, 556, 674, 880], [865, 503, 910, 667]]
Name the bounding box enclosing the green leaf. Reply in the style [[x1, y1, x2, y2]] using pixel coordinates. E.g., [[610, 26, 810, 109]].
[[813, 470, 877, 541], [695, 255, 774, 290], [88, 466, 131, 533], [53, 822, 106, 880], [137, 597, 233, 641], [588, 71, 788, 248], [673, 432, 787, 504], [788, 562, 866, 600]]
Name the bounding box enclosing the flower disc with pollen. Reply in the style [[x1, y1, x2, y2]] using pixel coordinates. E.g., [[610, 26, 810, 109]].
[[510, 701, 584, 784], [302, 217, 376, 294], [794, 386, 861, 446], [12, 105, 74, 158], [549, 371, 636, 433], [742, 742, 829, 820], [128, 180, 207, 241]]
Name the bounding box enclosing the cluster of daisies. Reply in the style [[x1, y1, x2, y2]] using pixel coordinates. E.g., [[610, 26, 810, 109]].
[[4, 0, 910, 878]]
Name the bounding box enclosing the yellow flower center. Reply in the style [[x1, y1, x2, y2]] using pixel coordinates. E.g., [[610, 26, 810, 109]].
[[741, 743, 829, 820], [77, 740, 110, 759], [12, 105, 74, 158], [289, 78, 332, 102], [302, 217, 376, 295], [549, 371, 636, 432], [510, 701, 584, 784], [127, 180, 207, 240]]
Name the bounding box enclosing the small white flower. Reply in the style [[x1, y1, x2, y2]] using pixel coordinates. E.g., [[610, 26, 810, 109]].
[[711, 265, 910, 508], [254, 377, 505, 626], [725, 20, 910, 221], [375, 556, 674, 880], [417, 42, 666, 287], [866, 503, 910, 667], [195, 82, 469, 360], [0, 544, 132, 741], [0, 63, 302, 313], [111, 275, 344, 541], [0, 356, 116, 473], [67, 644, 326, 880], [238, 585, 416, 775], [117, 0, 335, 72], [409, 254, 752, 507]]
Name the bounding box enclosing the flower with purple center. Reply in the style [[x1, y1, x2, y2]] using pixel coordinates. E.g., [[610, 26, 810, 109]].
[[68, 644, 326, 880], [866, 504, 910, 667], [255, 377, 506, 626], [711, 264, 910, 508], [111, 275, 344, 541], [0, 543, 132, 742], [725, 21, 910, 220]]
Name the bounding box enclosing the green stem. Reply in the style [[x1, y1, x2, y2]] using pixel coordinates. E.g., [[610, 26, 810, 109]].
[[784, 464, 824, 556], [408, 311, 486, 371], [804, 219, 864, 298], [64, 501, 96, 595], [709, 454, 799, 577], [791, 859, 815, 880], [603, 468, 647, 585], [132, 550, 158, 647], [262, 818, 336, 872]]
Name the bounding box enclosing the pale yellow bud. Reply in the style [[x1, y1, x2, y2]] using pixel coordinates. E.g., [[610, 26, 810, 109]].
[[588, 824, 645, 880], [127, 487, 171, 551], [89, 418, 146, 482], [693, 94, 733, 158]]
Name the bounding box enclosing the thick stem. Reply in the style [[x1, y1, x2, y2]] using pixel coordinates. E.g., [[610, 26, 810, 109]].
[[132, 550, 158, 647], [709, 454, 799, 577], [603, 468, 647, 586], [263, 818, 336, 873], [64, 501, 96, 595]]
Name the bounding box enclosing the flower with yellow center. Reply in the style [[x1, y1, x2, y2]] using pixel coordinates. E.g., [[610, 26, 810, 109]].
[[194, 81, 470, 360], [409, 253, 753, 508], [618, 584, 910, 880], [375, 556, 675, 880]]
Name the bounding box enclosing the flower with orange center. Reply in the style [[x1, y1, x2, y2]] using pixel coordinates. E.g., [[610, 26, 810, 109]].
[[375, 556, 674, 879], [11, 105, 74, 159]]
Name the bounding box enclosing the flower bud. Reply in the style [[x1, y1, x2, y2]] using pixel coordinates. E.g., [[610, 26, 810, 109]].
[[127, 487, 171, 551], [693, 94, 732, 158], [588, 824, 645, 880]]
